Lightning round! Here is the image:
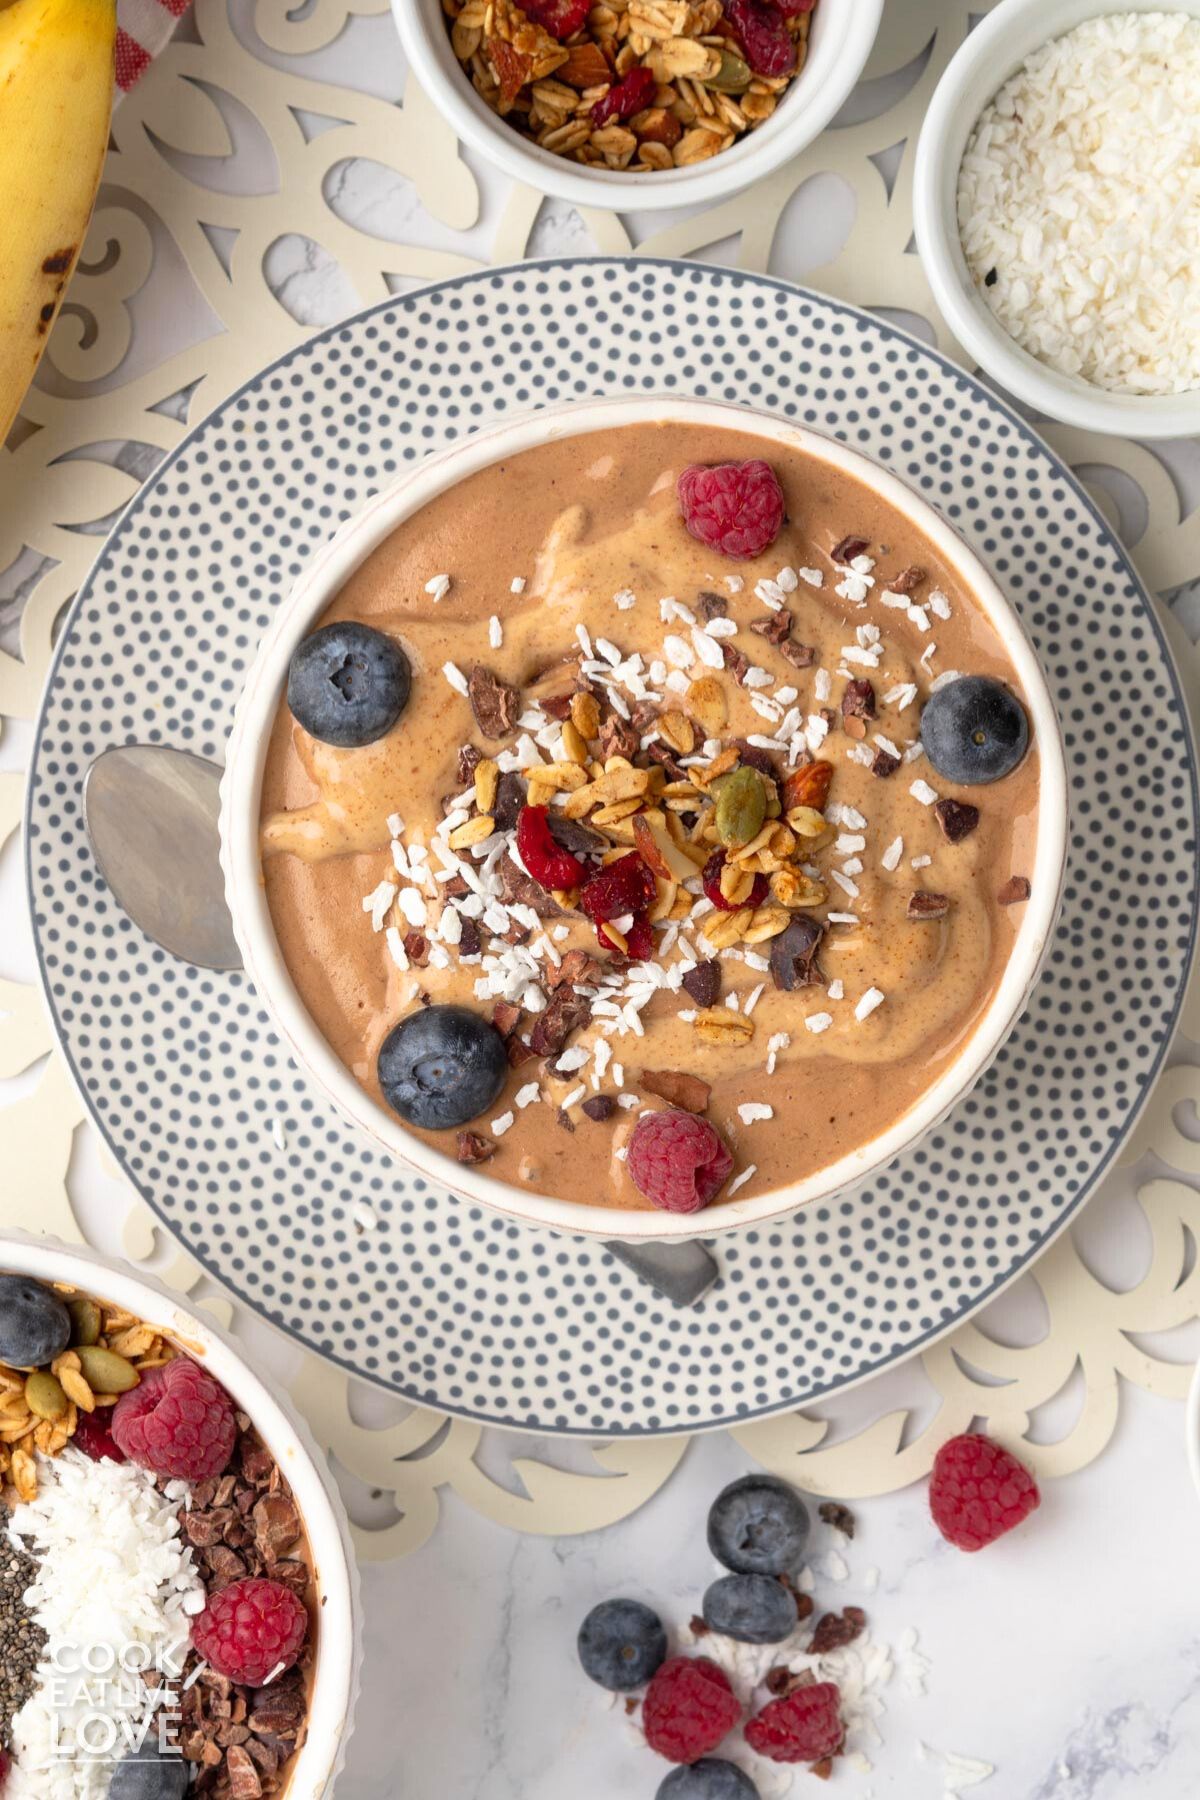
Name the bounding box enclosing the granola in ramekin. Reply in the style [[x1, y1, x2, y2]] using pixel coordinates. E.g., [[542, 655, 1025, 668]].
[[442, 0, 818, 172]]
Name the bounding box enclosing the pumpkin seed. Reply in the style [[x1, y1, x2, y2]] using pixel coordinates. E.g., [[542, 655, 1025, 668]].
[[25, 1371, 68, 1421], [76, 1346, 139, 1395], [713, 767, 767, 849], [706, 48, 751, 93], [66, 1297, 101, 1347]]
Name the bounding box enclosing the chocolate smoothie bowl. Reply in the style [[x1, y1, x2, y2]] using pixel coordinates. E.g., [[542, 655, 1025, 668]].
[[221, 397, 1067, 1240]]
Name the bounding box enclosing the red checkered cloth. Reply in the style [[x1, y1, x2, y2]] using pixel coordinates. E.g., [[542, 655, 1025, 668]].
[[115, 0, 189, 94]]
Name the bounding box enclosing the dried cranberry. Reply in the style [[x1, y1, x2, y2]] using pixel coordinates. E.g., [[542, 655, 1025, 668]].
[[522, 0, 589, 36], [516, 805, 586, 892], [72, 1405, 126, 1464], [591, 64, 657, 127], [624, 914, 655, 960], [702, 849, 768, 913], [722, 0, 797, 76], [579, 852, 657, 923]]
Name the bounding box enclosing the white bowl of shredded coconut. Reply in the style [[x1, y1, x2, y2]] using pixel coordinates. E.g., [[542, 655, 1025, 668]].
[[914, 2, 1200, 437]]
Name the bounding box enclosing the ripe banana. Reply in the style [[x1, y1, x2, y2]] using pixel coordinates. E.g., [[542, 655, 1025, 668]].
[[0, 0, 116, 443]]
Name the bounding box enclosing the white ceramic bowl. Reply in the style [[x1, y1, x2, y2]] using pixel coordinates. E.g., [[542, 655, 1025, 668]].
[[394, 0, 883, 212], [1186, 1356, 1200, 1503], [220, 393, 1068, 1242], [0, 1232, 361, 1800], [913, 0, 1200, 439]]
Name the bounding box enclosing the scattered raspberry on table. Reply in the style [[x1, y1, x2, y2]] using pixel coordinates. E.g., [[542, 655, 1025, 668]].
[[642, 1657, 742, 1764], [745, 1681, 845, 1763], [928, 1433, 1040, 1551]]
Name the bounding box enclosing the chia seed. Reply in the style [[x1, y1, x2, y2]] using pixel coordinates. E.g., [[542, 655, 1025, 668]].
[[0, 1502, 45, 1748]]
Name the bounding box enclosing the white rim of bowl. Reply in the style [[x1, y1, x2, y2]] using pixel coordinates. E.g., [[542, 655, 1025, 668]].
[[913, 0, 1200, 440], [0, 1230, 361, 1800], [220, 392, 1068, 1242], [392, 0, 884, 213]]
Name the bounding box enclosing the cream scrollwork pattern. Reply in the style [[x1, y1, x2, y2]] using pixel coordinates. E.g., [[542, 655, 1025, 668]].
[[2, 0, 1200, 1548]]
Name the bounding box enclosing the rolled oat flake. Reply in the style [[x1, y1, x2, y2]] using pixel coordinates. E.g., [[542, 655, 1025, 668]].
[[0, 1504, 45, 1747]]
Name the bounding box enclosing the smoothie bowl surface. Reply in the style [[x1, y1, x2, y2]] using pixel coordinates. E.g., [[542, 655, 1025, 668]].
[[0, 1237, 357, 1800], [223, 398, 1066, 1239]]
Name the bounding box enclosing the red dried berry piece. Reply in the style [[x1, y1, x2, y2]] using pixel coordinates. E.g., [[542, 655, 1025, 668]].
[[522, 0, 589, 36], [642, 1656, 742, 1763], [598, 911, 656, 959], [768, 0, 815, 14], [702, 850, 768, 913], [591, 63, 657, 126], [721, 0, 797, 77], [929, 1433, 1040, 1552], [191, 1576, 309, 1688], [627, 1110, 734, 1214], [745, 1682, 844, 1764], [72, 1404, 126, 1464], [516, 804, 587, 893], [579, 851, 656, 922], [111, 1356, 237, 1482], [678, 458, 786, 560]]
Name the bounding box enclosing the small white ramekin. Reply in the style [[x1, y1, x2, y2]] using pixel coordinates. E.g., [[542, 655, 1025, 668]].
[[394, 0, 883, 213], [220, 393, 1068, 1243], [913, 0, 1200, 440], [0, 1232, 361, 1800]]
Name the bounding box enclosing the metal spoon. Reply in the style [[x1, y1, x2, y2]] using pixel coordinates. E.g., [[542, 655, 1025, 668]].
[[83, 745, 720, 1306]]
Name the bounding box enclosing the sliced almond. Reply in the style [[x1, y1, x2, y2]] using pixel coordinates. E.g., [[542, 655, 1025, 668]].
[[448, 814, 496, 850]]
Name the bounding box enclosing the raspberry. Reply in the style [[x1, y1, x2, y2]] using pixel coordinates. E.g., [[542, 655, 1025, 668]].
[[745, 1682, 844, 1763], [643, 1657, 741, 1764], [720, 0, 797, 78], [516, 804, 586, 892], [579, 851, 656, 922], [678, 459, 786, 560], [522, 0, 589, 36], [627, 1110, 734, 1214], [701, 850, 768, 913], [111, 1357, 237, 1482], [928, 1434, 1040, 1552], [591, 64, 656, 127], [191, 1577, 309, 1687], [72, 1405, 126, 1464]]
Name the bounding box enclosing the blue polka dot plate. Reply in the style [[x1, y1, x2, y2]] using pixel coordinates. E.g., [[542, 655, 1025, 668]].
[[25, 260, 1200, 1436]]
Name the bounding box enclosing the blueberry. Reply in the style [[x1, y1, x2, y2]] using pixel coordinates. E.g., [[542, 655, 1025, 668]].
[[378, 1005, 507, 1131], [106, 1739, 189, 1800], [0, 1275, 71, 1368], [657, 1760, 760, 1799], [920, 675, 1029, 785], [578, 1598, 667, 1691], [286, 621, 410, 747], [707, 1475, 810, 1576], [702, 1572, 797, 1644]]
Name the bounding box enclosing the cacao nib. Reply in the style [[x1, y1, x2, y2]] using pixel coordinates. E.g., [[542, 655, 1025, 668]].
[[547, 948, 605, 991], [547, 811, 607, 858], [498, 853, 560, 917], [750, 608, 792, 645], [722, 644, 751, 684], [696, 591, 728, 621], [832, 533, 869, 564], [630, 699, 661, 732], [639, 1069, 711, 1113], [818, 1501, 856, 1538], [681, 959, 721, 1007], [492, 770, 526, 832], [457, 916, 482, 957], [736, 740, 781, 780], [808, 1607, 867, 1656], [506, 1035, 536, 1068], [646, 739, 687, 783], [871, 747, 900, 779], [538, 692, 574, 721], [888, 564, 926, 594], [998, 875, 1031, 905], [841, 678, 876, 723], [467, 664, 521, 739], [599, 712, 640, 760], [456, 1131, 496, 1164], [933, 797, 980, 844], [402, 931, 429, 966], [907, 891, 951, 920], [528, 987, 591, 1057], [779, 639, 817, 669], [491, 1001, 522, 1039], [456, 744, 482, 784], [770, 916, 826, 991], [581, 1095, 615, 1122], [556, 1108, 575, 1133]]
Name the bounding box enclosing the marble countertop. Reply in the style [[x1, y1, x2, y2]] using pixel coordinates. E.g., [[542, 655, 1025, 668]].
[[3, 7, 1200, 1797]]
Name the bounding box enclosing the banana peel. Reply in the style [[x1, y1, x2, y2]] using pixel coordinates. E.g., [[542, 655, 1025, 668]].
[[0, 0, 116, 443]]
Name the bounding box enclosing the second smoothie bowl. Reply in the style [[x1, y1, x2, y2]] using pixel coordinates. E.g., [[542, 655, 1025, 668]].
[[220, 396, 1067, 1241]]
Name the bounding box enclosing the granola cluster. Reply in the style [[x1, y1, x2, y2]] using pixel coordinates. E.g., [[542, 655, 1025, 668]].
[[442, 0, 818, 172], [0, 1290, 177, 1502]]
